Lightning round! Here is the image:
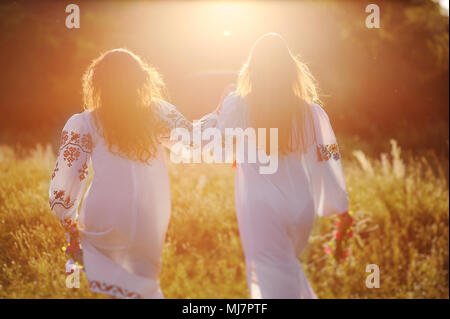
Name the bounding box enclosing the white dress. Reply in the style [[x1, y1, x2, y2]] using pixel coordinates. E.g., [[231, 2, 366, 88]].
[[214, 93, 349, 299], [49, 100, 192, 299]]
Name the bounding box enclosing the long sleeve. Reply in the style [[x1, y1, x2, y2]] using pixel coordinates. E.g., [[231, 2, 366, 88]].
[[215, 92, 246, 132], [156, 99, 222, 162], [155, 99, 197, 163], [49, 113, 92, 229], [155, 94, 243, 163], [199, 85, 239, 134], [305, 104, 349, 217], [157, 100, 193, 142], [210, 92, 246, 163]]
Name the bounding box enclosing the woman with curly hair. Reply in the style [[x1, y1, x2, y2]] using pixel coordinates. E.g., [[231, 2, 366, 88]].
[[49, 48, 194, 298]]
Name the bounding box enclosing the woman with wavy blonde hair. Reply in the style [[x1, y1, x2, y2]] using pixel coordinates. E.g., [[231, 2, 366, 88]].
[[49, 48, 193, 298], [210, 33, 351, 298]]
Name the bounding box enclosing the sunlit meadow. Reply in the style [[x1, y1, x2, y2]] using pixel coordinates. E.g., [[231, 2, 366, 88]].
[[0, 139, 448, 299]]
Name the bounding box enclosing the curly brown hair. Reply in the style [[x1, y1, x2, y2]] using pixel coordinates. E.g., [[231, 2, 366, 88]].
[[82, 48, 167, 163]]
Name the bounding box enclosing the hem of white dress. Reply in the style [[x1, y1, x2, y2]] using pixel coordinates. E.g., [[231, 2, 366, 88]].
[[89, 280, 143, 299], [82, 239, 164, 299]]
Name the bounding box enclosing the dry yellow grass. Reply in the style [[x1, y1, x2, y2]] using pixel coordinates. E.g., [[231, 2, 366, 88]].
[[0, 141, 448, 298]]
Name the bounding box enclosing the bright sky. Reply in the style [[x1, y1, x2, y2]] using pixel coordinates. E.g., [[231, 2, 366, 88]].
[[439, 0, 449, 14]]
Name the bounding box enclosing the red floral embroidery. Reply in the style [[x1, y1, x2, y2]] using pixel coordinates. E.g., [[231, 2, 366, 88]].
[[50, 128, 93, 200], [55, 129, 92, 176], [78, 162, 88, 181], [89, 281, 142, 299], [81, 134, 93, 151], [63, 146, 81, 167], [62, 215, 75, 229], [317, 143, 340, 162], [60, 130, 69, 147], [70, 131, 80, 142], [51, 161, 59, 180], [49, 189, 74, 211], [59, 130, 93, 154]]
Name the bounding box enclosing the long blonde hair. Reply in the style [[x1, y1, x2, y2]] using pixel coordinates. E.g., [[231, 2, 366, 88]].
[[237, 33, 320, 154], [82, 48, 167, 163]]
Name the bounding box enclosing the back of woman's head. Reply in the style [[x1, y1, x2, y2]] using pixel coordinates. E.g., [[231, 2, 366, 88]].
[[83, 48, 166, 163], [237, 33, 320, 155]]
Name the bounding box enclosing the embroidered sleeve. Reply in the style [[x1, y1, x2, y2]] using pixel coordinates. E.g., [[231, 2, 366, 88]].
[[317, 143, 341, 162], [215, 92, 245, 133], [155, 96, 234, 163], [306, 103, 349, 217], [156, 100, 221, 161], [49, 113, 92, 229], [153, 100, 197, 163], [188, 92, 245, 164], [157, 101, 194, 141], [193, 85, 235, 134]]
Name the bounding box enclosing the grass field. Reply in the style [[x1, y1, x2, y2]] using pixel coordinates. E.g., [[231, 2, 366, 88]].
[[0, 140, 448, 298]]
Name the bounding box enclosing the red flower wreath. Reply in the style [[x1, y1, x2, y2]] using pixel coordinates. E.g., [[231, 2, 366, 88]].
[[324, 210, 355, 262], [61, 219, 84, 273]]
